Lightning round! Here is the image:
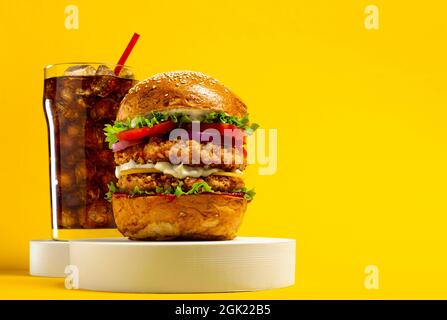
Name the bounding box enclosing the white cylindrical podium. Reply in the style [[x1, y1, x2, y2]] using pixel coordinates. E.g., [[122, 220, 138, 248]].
[[69, 237, 296, 293], [29, 240, 70, 277]]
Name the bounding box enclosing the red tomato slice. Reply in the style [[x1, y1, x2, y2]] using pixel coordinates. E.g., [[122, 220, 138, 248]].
[[200, 123, 237, 134], [116, 121, 175, 141], [200, 123, 245, 140]]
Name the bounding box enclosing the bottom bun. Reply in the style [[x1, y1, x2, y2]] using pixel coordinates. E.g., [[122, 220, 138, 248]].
[[112, 194, 248, 240]]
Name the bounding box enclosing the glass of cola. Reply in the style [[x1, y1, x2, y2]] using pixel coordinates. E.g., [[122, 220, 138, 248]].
[[43, 63, 137, 240]]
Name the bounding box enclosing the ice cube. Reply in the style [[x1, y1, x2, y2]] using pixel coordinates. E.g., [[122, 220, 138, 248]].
[[91, 76, 117, 97], [61, 209, 80, 228], [64, 65, 96, 76], [96, 65, 114, 76], [89, 98, 117, 120], [75, 87, 92, 96], [118, 67, 134, 79], [56, 102, 80, 120], [82, 200, 113, 228], [60, 87, 74, 102]]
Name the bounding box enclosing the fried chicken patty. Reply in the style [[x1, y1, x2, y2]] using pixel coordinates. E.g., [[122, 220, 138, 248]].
[[114, 137, 246, 171], [117, 173, 244, 193]]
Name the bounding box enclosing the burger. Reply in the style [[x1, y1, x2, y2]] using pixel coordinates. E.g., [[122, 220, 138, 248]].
[[104, 71, 258, 240]]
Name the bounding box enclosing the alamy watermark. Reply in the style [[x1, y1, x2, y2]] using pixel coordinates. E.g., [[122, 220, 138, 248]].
[[65, 4, 79, 30], [166, 122, 277, 175], [364, 265, 379, 290]]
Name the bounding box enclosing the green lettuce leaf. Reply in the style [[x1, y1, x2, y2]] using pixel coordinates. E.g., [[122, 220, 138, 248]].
[[202, 112, 259, 134], [105, 180, 255, 201], [103, 111, 259, 149], [173, 181, 214, 196], [104, 182, 116, 201], [233, 187, 256, 201]]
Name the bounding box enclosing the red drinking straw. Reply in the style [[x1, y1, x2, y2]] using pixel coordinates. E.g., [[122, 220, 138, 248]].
[[114, 32, 140, 76]]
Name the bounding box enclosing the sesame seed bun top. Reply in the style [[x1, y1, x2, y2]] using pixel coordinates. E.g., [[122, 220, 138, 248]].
[[116, 71, 248, 121]]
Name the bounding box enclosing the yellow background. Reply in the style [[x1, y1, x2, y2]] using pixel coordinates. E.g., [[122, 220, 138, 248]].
[[1, 0, 447, 299]]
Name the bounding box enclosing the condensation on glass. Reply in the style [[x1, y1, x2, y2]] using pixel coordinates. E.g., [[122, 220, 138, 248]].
[[43, 63, 137, 240]]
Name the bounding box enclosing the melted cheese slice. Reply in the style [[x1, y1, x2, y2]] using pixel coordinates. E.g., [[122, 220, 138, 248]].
[[212, 171, 243, 178], [119, 168, 159, 176], [116, 160, 243, 179]]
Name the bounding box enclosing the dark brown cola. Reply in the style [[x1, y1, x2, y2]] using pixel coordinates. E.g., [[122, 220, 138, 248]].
[[44, 67, 136, 230]]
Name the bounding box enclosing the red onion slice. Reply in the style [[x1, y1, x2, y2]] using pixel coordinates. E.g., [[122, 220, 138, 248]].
[[112, 138, 145, 152]]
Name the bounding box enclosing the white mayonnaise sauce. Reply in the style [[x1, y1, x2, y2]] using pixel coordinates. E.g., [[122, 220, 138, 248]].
[[115, 160, 221, 179]]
